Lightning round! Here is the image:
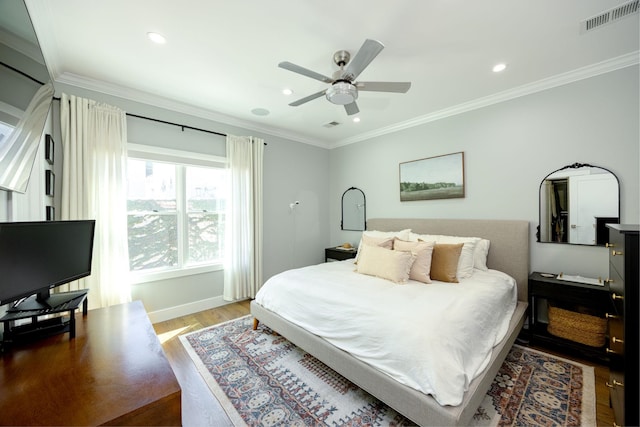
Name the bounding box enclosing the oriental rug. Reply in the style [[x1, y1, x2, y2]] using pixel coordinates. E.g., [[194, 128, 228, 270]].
[[179, 315, 596, 427]]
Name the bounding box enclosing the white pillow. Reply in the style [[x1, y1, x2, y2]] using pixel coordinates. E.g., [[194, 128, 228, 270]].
[[410, 233, 478, 279], [474, 239, 491, 271], [356, 244, 416, 284]]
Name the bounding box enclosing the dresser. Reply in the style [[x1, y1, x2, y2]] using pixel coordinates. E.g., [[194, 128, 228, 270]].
[[605, 224, 638, 427], [0, 301, 181, 426]]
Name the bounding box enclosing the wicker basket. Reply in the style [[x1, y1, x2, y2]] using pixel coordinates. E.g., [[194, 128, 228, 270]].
[[547, 305, 607, 347]]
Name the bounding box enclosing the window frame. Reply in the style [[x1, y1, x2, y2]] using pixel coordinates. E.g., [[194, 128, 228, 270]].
[[127, 143, 227, 285]]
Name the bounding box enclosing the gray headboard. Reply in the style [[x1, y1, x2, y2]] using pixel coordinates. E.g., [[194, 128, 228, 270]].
[[367, 218, 530, 302]]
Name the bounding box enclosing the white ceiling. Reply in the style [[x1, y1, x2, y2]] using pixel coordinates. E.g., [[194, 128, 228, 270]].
[[25, 0, 640, 148]]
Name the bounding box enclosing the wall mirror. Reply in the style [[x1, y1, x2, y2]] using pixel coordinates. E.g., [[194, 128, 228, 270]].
[[0, 0, 54, 193], [538, 163, 619, 246], [341, 187, 366, 231]]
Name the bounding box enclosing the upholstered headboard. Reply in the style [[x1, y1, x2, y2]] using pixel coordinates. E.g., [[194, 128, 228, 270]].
[[367, 218, 530, 302]]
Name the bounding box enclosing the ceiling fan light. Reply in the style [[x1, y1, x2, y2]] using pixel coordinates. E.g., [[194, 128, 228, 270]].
[[326, 82, 358, 105]]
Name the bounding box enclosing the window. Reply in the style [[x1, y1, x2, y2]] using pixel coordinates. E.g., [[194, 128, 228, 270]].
[[126, 151, 227, 275]]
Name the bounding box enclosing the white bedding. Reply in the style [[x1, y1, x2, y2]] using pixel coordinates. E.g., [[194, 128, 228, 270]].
[[254, 259, 517, 406]]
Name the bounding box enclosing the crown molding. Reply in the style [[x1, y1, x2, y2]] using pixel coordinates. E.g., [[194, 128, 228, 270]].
[[53, 72, 331, 149], [331, 51, 639, 149]]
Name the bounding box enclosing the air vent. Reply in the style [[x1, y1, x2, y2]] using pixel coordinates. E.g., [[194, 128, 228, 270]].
[[323, 121, 341, 128], [580, 0, 639, 33]]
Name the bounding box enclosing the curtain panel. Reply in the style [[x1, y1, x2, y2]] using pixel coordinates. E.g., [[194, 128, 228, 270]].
[[223, 135, 264, 301], [59, 94, 131, 309]]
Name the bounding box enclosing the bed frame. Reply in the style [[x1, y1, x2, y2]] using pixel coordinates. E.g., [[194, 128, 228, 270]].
[[251, 218, 529, 426]]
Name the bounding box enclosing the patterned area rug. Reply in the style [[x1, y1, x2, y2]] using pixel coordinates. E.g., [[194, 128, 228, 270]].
[[179, 315, 596, 426]]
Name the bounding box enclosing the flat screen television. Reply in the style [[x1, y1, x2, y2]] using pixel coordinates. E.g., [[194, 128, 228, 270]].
[[0, 220, 96, 310]]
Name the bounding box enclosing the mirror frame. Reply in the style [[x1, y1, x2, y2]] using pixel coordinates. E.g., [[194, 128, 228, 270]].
[[536, 162, 620, 246], [341, 187, 366, 231]]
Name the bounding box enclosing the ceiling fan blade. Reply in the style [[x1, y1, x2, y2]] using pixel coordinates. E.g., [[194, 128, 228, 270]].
[[341, 39, 384, 81], [278, 61, 333, 83], [289, 90, 327, 106], [344, 102, 359, 116], [356, 81, 411, 93]]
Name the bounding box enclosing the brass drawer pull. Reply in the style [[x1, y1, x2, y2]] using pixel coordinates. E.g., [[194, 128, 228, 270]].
[[605, 313, 620, 319], [606, 278, 614, 284], [612, 293, 624, 301], [613, 379, 624, 387], [606, 243, 615, 248], [612, 336, 624, 344], [606, 348, 618, 354], [611, 250, 623, 256], [606, 381, 614, 388]]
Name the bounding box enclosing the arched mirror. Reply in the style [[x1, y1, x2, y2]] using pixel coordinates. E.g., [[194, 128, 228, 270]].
[[538, 163, 619, 246], [341, 187, 366, 231]]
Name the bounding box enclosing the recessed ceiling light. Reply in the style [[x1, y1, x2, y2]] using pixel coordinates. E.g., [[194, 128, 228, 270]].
[[251, 108, 270, 116], [353, 117, 361, 123], [492, 63, 507, 73], [282, 88, 293, 96], [147, 32, 166, 44]]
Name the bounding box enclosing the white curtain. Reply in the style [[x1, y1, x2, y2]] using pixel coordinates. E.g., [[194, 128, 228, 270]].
[[223, 135, 264, 301], [59, 93, 131, 309]]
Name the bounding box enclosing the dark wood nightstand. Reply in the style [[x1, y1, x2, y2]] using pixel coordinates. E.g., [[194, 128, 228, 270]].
[[528, 271, 613, 363], [325, 247, 357, 262]]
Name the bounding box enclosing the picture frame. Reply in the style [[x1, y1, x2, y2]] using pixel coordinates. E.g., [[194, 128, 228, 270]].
[[45, 134, 54, 165], [399, 151, 465, 201], [46, 206, 55, 221], [45, 170, 55, 196]]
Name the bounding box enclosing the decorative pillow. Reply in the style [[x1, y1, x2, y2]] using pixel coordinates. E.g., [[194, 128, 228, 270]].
[[393, 238, 435, 284], [430, 243, 463, 283], [356, 244, 415, 284], [354, 235, 394, 264], [355, 229, 411, 263], [411, 233, 481, 278]]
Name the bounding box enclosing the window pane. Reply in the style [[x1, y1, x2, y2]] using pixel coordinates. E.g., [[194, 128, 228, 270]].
[[127, 159, 176, 212], [128, 213, 178, 271], [187, 212, 224, 265], [186, 166, 227, 212]]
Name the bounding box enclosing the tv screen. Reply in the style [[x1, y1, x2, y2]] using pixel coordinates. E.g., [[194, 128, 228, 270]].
[[0, 220, 96, 308]]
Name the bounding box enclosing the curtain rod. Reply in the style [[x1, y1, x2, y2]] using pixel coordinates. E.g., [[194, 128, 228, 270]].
[[1, 61, 46, 85], [53, 97, 267, 144], [126, 113, 227, 137]]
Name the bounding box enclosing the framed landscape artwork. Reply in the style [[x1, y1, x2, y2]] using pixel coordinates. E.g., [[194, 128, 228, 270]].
[[399, 152, 465, 201]]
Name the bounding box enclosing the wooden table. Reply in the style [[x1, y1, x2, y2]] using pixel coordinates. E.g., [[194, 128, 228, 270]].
[[0, 300, 181, 426]]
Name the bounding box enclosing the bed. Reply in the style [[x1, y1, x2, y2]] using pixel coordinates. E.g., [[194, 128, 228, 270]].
[[250, 218, 529, 426]]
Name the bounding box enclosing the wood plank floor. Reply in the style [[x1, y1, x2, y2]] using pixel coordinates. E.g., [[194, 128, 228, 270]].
[[153, 300, 614, 426]]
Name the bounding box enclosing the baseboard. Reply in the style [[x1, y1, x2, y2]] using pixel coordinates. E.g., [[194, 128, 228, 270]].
[[146, 296, 230, 324]]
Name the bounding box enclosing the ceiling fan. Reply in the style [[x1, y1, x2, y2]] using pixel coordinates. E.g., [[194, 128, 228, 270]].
[[278, 39, 411, 116]]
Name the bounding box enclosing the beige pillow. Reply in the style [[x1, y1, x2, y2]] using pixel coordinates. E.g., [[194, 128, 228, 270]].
[[430, 243, 463, 283], [356, 244, 416, 284], [354, 234, 394, 264], [393, 238, 435, 283], [411, 233, 480, 278]]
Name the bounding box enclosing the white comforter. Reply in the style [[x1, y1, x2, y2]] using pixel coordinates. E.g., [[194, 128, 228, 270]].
[[254, 260, 517, 406]]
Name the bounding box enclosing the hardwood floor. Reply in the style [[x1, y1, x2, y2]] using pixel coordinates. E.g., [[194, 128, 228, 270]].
[[153, 300, 615, 426]]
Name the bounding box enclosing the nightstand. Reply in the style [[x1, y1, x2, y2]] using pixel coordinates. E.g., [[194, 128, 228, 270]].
[[528, 271, 613, 363], [325, 247, 357, 262]]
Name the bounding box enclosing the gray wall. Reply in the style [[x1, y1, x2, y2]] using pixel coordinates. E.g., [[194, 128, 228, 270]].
[[49, 82, 331, 318], [329, 65, 639, 280]]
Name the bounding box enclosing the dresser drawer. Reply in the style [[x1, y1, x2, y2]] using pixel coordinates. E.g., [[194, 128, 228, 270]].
[[608, 266, 625, 314], [608, 369, 625, 427], [608, 231, 626, 279], [607, 317, 624, 355]]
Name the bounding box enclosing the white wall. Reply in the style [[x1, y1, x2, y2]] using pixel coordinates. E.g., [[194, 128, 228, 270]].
[[49, 82, 331, 320], [329, 65, 639, 280]]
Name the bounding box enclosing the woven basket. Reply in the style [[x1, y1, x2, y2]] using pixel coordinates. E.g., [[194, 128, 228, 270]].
[[547, 305, 607, 347]]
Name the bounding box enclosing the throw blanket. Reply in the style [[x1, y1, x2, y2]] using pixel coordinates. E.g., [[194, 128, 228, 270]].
[[255, 260, 517, 406]]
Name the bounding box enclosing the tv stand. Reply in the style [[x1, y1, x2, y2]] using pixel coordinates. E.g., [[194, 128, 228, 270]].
[[1, 290, 88, 347]]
